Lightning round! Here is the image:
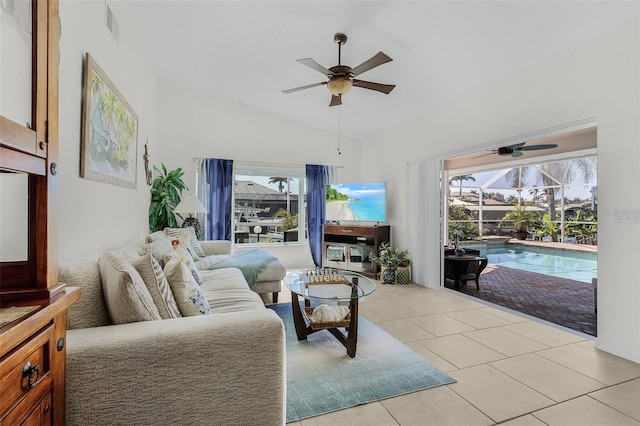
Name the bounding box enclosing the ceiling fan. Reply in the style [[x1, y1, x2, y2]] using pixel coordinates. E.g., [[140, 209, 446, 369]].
[[474, 142, 559, 159], [282, 33, 396, 107]]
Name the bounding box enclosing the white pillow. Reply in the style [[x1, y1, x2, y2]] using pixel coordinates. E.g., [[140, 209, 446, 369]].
[[144, 238, 174, 267], [165, 227, 205, 258], [98, 253, 162, 324], [146, 230, 168, 243], [130, 254, 182, 319], [169, 234, 203, 285], [163, 257, 211, 316]]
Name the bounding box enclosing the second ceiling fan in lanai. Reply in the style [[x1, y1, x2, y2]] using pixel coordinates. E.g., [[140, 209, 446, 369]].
[[282, 33, 396, 107]]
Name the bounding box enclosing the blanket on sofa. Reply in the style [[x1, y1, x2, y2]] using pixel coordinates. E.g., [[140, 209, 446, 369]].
[[199, 249, 278, 290]]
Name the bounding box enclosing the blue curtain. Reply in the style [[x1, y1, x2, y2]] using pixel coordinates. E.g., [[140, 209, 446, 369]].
[[306, 164, 330, 266], [203, 158, 234, 241]]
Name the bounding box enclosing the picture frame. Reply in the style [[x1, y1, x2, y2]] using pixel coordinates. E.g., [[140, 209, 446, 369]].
[[80, 53, 138, 189]]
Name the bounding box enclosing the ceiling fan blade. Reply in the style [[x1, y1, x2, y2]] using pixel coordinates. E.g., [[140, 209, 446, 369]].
[[471, 152, 497, 159], [282, 82, 326, 94], [519, 143, 559, 151], [329, 95, 342, 107], [352, 79, 396, 94], [296, 58, 333, 76], [351, 51, 393, 77]]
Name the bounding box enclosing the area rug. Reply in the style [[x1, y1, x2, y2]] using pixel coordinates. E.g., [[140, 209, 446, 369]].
[[269, 303, 456, 423]]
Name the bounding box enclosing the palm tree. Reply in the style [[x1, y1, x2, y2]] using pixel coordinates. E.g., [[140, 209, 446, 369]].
[[450, 174, 476, 196], [268, 177, 287, 193], [527, 158, 595, 220]]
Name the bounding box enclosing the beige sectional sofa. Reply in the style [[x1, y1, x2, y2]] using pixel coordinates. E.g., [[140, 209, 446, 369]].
[[59, 237, 286, 425]]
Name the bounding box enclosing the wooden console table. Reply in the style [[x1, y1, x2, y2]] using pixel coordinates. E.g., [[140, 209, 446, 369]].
[[322, 224, 390, 277]]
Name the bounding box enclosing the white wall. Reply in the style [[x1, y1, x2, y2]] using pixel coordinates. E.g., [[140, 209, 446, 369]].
[[157, 80, 364, 268], [55, 3, 364, 264], [57, 1, 159, 259], [363, 19, 640, 363]]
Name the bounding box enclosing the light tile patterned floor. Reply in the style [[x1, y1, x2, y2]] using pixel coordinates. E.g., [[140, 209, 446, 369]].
[[278, 282, 640, 426]]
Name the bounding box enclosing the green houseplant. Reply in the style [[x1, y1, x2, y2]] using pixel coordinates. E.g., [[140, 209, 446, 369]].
[[372, 242, 411, 284], [149, 163, 188, 232], [499, 203, 540, 240]]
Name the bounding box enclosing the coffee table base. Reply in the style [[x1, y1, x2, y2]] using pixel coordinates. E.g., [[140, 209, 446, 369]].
[[290, 293, 359, 358]]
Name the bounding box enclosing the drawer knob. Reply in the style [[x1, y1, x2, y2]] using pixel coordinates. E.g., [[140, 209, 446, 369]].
[[22, 362, 41, 389]]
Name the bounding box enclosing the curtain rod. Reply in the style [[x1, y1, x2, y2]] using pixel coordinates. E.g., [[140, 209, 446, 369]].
[[193, 158, 343, 169]]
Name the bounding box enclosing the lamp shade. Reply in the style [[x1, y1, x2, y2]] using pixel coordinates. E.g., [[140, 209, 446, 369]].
[[174, 194, 207, 214]]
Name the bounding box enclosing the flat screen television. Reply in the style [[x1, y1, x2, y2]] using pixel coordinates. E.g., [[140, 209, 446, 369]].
[[325, 181, 387, 223]]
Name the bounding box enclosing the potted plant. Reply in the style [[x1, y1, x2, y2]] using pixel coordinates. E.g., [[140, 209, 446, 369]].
[[450, 229, 466, 255], [372, 242, 411, 284], [499, 203, 540, 240], [149, 163, 188, 232]]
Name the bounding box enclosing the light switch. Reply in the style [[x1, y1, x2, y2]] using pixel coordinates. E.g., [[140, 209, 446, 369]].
[[613, 209, 640, 223]]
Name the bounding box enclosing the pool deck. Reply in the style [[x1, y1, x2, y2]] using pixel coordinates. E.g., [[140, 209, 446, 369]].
[[447, 260, 597, 337], [449, 239, 597, 336]]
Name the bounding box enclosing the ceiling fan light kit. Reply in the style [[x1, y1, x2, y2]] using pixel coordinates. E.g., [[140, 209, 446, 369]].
[[283, 32, 396, 106], [327, 76, 352, 96]]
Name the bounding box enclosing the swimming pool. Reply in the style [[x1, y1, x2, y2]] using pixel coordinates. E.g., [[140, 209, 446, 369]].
[[479, 245, 597, 283]]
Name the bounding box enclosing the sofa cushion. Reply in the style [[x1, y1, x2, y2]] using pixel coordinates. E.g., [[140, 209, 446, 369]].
[[165, 226, 205, 258], [200, 268, 253, 292], [163, 257, 211, 316], [130, 254, 182, 319], [144, 238, 174, 266], [98, 253, 162, 324], [59, 255, 111, 330], [204, 288, 266, 313]]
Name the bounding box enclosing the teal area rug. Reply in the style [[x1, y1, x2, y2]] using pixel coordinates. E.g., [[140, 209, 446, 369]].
[[269, 303, 456, 423]]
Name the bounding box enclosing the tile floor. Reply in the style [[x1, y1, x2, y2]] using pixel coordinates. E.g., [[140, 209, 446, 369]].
[[279, 282, 640, 426]]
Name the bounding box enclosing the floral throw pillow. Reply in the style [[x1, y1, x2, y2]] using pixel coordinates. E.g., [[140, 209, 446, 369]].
[[163, 257, 211, 316], [169, 233, 203, 285]]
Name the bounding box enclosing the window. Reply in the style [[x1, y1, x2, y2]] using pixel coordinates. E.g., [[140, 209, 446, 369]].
[[233, 162, 306, 245]]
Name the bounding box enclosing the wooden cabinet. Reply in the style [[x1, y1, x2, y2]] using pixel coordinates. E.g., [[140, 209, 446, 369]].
[[0, 288, 80, 425], [322, 225, 390, 277], [0, 1, 77, 424], [0, 0, 61, 301]]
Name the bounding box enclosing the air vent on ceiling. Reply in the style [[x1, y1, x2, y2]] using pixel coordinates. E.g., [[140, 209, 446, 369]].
[[106, 3, 120, 43]]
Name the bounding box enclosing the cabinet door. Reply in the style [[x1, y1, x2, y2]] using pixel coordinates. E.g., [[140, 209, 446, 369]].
[[18, 392, 51, 426], [348, 246, 374, 272], [324, 244, 347, 268]]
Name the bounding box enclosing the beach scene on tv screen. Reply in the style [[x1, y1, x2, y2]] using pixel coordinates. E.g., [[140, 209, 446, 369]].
[[326, 182, 386, 222]]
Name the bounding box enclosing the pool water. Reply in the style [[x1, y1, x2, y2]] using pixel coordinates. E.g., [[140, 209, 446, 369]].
[[480, 245, 597, 283]]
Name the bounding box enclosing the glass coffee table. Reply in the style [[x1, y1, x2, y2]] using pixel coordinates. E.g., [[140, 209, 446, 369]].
[[283, 269, 376, 357]]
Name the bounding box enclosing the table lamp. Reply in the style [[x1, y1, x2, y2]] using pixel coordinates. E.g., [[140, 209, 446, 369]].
[[174, 194, 207, 239]]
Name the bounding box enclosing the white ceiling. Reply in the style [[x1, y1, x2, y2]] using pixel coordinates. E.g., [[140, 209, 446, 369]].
[[132, 1, 639, 142]]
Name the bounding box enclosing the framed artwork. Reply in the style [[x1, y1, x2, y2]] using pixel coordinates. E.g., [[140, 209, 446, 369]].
[[80, 53, 138, 189]]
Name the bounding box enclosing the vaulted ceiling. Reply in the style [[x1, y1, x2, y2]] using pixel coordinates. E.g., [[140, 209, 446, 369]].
[[132, 1, 639, 141]]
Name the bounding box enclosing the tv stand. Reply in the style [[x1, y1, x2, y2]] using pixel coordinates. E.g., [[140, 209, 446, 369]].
[[322, 224, 390, 277]]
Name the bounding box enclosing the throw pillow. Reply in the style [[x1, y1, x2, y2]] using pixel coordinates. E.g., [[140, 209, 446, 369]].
[[163, 257, 211, 316], [97, 252, 162, 324], [144, 238, 174, 267], [130, 254, 182, 319], [165, 226, 205, 258], [169, 234, 203, 285], [146, 230, 168, 244]]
